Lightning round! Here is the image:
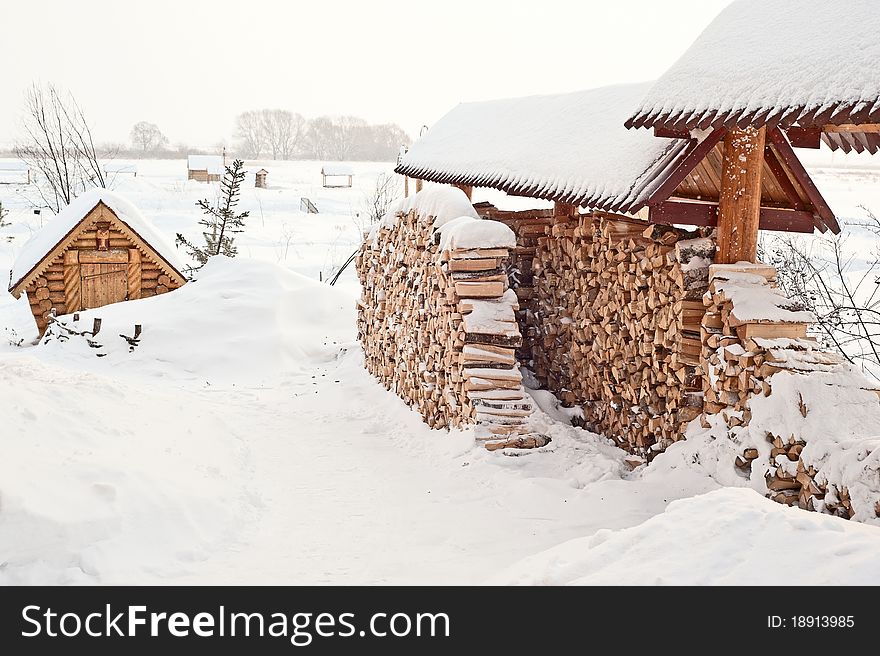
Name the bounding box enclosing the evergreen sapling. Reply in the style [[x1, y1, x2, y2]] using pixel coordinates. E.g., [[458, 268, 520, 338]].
[[176, 159, 250, 270]]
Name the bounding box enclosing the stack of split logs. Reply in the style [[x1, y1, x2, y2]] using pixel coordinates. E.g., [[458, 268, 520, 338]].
[[700, 263, 878, 518], [527, 211, 713, 457], [472, 202, 555, 366], [356, 196, 547, 450], [699, 263, 815, 415]]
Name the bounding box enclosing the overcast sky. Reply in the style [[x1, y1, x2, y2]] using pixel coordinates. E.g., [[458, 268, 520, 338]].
[[0, 0, 733, 148]]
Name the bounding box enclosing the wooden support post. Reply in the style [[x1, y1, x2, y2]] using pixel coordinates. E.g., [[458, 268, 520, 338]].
[[127, 249, 142, 300], [415, 178, 423, 193], [717, 127, 766, 264], [404, 176, 409, 198], [63, 250, 81, 314], [553, 202, 577, 218]]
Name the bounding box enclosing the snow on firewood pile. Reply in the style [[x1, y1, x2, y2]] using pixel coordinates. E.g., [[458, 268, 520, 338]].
[[709, 264, 815, 325], [495, 488, 880, 585], [627, 0, 880, 130], [697, 261, 880, 521], [358, 185, 545, 449]]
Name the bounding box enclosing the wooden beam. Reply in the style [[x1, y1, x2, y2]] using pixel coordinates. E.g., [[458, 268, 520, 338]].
[[763, 145, 807, 211], [649, 201, 718, 227], [717, 127, 766, 264], [767, 128, 839, 233], [649, 201, 816, 234], [785, 126, 821, 149], [415, 178, 423, 193], [823, 123, 880, 133], [644, 128, 726, 206], [653, 126, 691, 139]]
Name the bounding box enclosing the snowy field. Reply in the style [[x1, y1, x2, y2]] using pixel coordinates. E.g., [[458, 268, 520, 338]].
[[1, 157, 880, 585]]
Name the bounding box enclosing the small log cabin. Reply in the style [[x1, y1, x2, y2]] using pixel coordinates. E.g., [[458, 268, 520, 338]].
[[187, 155, 224, 182], [9, 189, 187, 335], [321, 164, 354, 188]]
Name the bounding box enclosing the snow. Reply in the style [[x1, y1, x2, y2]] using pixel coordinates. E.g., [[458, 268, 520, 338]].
[[0, 160, 29, 171], [495, 488, 880, 585], [397, 83, 692, 213], [436, 215, 516, 251], [9, 188, 186, 291], [321, 163, 354, 176], [379, 183, 479, 231], [628, 0, 880, 128], [103, 162, 138, 174], [1, 157, 880, 585], [711, 269, 815, 324], [461, 289, 520, 336], [187, 155, 224, 174]]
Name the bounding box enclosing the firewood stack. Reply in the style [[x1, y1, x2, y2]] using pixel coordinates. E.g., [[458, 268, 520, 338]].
[[702, 263, 880, 520], [356, 200, 547, 451], [526, 212, 712, 456], [699, 263, 815, 417], [472, 202, 555, 369]]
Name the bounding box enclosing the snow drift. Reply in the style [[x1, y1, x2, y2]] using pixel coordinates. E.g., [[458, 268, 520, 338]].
[[496, 487, 880, 585], [36, 256, 356, 385]]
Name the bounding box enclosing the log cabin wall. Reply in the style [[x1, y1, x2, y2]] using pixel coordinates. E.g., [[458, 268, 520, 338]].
[[23, 207, 184, 334], [521, 212, 714, 458], [356, 207, 544, 448]]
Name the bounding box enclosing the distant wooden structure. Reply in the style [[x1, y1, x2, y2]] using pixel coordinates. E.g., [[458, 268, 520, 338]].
[[187, 155, 224, 182], [321, 164, 354, 188], [8, 190, 187, 335], [300, 197, 319, 214], [0, 160, 31, 184], [255, 168, 268, 188], [103, 162, 138, 178]]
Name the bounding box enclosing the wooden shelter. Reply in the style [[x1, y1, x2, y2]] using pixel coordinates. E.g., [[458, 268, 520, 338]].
[[255, 168, 268, 188], [8, 189, 187, 335], [625, 0, 878, 263], [396, 82, 839, 258], [187, 155, 224, 182], [0, 160, 31, 184], [321, 164, 354, 188]]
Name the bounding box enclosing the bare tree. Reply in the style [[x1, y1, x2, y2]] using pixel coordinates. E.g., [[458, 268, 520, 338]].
[[259, 109, 306, 160], [354, 172, 401, 235], [14, 83, 107, 212], [763, 227, 880, 381], [234, 111, 265, 159], [130, 121, 168, 152]]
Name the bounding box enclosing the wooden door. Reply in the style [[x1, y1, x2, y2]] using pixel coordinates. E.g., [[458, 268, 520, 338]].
[[80, 264, 127, 309]]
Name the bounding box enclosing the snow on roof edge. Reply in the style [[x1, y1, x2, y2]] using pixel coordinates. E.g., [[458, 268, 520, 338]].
[[10, 189, 187, 292]]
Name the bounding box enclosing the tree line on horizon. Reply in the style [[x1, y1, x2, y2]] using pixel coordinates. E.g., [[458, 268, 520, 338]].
[[118, 112, 412, 162]]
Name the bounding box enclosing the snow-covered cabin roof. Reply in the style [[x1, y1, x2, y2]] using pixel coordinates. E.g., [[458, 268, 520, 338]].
[[321, 164, 354, 176], [9, 189, 186, 293], [0, 160, 29, 172], [103, 162, 138, 174], [626, 0, 880, 152], [187, 155, 224, 175], [396, 83, 702, 214]]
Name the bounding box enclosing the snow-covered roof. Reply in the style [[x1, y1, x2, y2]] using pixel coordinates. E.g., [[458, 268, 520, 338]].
[[0, 160, 29, 172], [627, 0, 880, 140], [187, 155, 224, 175], [10, 189, 186, 292], [103, 162, 138, 174], [321, 164, 354, 176], [395, 83, 696, 214]]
